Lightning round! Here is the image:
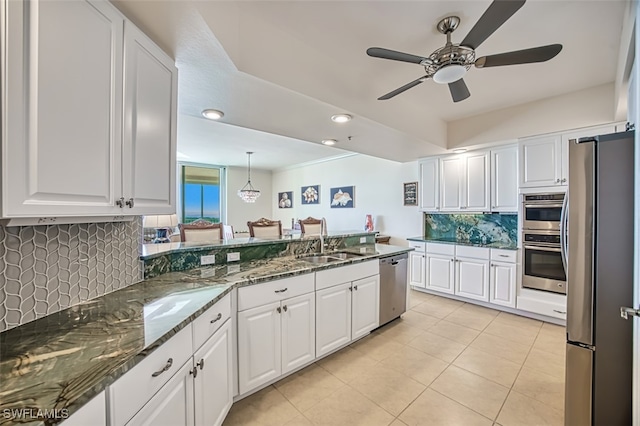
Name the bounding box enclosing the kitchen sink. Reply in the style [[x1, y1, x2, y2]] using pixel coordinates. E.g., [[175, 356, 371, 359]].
[[299, 255, 342, 264], [299, 252, 364, 264]]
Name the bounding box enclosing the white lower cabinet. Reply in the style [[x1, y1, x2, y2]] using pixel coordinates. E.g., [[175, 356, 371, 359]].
[[316, 274, 380, 357], [238, 292, 315, 395], [455, 257, 490, 302], [62, 391, 106, 426], [316, 282, 353, 357], [490, 261, 517, 308], [193, 319, 234, 426], [409, 250, 426, 288], [126, 360, 194, 426], [426, 254, 455, 294]]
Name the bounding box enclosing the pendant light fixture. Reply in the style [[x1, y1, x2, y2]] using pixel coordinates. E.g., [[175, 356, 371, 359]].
[[238, 151, 261, 203]]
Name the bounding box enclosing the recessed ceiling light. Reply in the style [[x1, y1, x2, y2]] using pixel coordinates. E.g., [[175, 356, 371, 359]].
[[322, 139, 337, 146], [331, 114, 352, 123], [202, 109, 224, 120], [452, 148, 467, 154]]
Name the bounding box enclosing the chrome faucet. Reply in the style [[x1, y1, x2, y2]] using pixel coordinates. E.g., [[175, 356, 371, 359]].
[[319, 217, 326, 254]]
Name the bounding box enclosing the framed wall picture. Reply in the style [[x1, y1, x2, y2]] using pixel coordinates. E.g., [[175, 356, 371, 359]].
[[403, 182, 418, 206], [301, 185, 320, 204], [278, 191, 293, 208], [330, 186, 355, 208]]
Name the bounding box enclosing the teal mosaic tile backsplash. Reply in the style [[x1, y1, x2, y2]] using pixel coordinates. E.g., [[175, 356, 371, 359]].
[[424, 213, 518, 245]]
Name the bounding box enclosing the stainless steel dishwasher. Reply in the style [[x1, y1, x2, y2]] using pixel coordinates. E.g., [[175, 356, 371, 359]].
[[379, 253, 408, 326]]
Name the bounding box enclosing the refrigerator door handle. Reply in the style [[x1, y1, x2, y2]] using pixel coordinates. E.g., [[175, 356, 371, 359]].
[[620, 306, 640, 320], [560, 191, 569, 274]]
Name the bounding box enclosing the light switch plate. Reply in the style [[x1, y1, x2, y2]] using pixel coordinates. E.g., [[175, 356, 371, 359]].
[[201, 255, 216, 266], [360, 237, 367, 243], [227, 252, 240, 262]]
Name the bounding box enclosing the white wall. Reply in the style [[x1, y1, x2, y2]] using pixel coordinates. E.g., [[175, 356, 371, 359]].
[[226, 167, 273, 233], [448, 83, 617, 149], [271, 155, 422, 245]]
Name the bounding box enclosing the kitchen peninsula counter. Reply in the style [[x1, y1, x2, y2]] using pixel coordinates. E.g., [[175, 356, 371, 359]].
[[0, 244, 410, 425]]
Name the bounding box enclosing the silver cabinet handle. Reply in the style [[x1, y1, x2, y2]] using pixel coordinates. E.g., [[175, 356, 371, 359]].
[[116, 197, 125, 208], [555, 178, 561, 183], [499, 254, 509, 258], [349, 286, 353, 291], [152, 358, 173, 377], [561, 178, 567, 183], [353, 285, 358, 291], [190, 367, 198, 378], [125, 198, 134, 208], [283, 305, 288, 312], [277, 306, 282, 313], [197, 358, 204, 370], [553, 310, 567, 314], [210, 313, 222, 324], [274, 288, 288, 293], [450, 259, 454, 262]]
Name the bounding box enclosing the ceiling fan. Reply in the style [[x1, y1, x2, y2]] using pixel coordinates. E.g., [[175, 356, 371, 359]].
[[366, 0, 562, 102]]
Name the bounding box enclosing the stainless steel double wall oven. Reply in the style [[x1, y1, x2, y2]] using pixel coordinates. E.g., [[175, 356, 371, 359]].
[[521, 193, 567, 294]]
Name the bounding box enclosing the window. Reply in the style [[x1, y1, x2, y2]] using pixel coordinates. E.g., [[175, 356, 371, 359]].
[[180, 165, 223, 224]]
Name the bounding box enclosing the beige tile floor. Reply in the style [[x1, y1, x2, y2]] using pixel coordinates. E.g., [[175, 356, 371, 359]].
[[223, 290, 566, 426]]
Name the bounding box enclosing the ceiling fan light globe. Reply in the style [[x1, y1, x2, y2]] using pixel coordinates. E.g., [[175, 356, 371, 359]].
[[433, 65, 467, 84]]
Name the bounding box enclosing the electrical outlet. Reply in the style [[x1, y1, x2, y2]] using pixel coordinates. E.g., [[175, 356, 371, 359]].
[[360, 247, 367, 254], [200, 255, 216, 266], [360, 237, 367, 243], [227, 252, 240, 262]]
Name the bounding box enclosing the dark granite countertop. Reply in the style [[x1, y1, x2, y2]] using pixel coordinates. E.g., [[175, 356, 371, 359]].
[[141, 230, 377, 260], [0, 244, 411, 425], [407, 236, 518, 251]]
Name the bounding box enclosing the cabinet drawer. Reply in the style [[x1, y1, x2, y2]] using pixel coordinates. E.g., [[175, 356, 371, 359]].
[[109, 324, 193, 426], [491, 249, 517, 263], [238, 273, 315, 311], [192, 292, 231, 351], [455, 245, 490, 260], [408, 241, 426, 252], [517, 296, 567, 320], [315, 260, 379, 291], [426, 243, 455, 256]]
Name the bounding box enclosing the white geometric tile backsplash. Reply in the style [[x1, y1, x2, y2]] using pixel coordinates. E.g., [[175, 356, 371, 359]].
[[0, 220, 142, 332]]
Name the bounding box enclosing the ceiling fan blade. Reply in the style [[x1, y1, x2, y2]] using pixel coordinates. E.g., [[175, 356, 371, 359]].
[[367, 47, 427, 65], [448, 79, 471, 103], [475, 44, 563, 68], [460, 0, 526, 50], [378, 76, 428, 100]]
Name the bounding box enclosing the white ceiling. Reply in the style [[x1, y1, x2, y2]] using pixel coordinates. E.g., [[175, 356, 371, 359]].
[[113, 0, 628, 168]]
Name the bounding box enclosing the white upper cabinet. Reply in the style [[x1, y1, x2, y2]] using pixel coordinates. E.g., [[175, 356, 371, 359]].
[[3, 0, 124, 217], [418, 158, 440, 211], [519, 134, 562, 188], [439, 151, 489, 212], [440, 157, 463, 211], [491, 145, 518, 212], [462, 151, 490, 211], [1, 0, 176, 220], [122, 22, 177, 215]]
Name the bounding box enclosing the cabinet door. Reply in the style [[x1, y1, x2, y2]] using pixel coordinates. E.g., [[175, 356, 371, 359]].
[[455, 257, 490, 302], [238, 301, 282, 395], [462, 151, 490, 211], [193, 320, 233, 426], [419, 158, 439, 211], [519, 135, 562, 188], [122, 22, 177, 215], [491, 146, 518, 212], [440, 157, 463, 211], [351, 275, 380, 340], [426, 254, 455, 294], [126, 360, 194, 426], [409, 251, 426, 288], [316, 282, 352, 357], [61, 391, 106, 426], [281, 292, 315, 375], [3, 0, 123, 217], [490, 262, 516, 308]]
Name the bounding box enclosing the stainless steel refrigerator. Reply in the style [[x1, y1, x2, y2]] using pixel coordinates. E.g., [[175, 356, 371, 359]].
[[564, 130, 634, 425]]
